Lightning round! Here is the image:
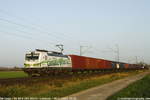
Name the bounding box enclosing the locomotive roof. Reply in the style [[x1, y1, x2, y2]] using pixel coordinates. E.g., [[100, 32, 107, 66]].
[[47, 52, 68, 58], [36, 49, 63, 55], [36, 49, 48, 52]]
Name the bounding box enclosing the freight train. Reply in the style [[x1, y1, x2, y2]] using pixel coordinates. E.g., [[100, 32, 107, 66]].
[[23, 49, 144, 76]]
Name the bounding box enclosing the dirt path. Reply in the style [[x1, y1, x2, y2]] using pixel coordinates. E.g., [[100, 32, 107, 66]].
[[64, 71, 149, 100]]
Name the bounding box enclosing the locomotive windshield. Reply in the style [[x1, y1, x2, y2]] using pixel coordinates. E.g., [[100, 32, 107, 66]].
[[25, 53, 39, 61]]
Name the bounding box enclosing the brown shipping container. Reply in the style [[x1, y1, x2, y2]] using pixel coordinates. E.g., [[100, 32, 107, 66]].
[[69, 55, 112, 69]]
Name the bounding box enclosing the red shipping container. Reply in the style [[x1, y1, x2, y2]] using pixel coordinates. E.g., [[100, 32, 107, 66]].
[[69, 55, 112, 69]]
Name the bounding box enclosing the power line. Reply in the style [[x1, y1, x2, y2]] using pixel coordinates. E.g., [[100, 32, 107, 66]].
[[80, 46, 92, 56], [0, 17, 80, 52], [0, 23, 60, 49], [0, 9, 81, 45], [0, 17, 79, 52], [0, 30, 50, 47], [0, 30, 80, 53], [0, 9, 90, 55], [0, 18, 66, 43]]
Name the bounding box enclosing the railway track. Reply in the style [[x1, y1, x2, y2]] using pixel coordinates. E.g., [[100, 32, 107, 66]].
[[0, 72, 110, 85], [0, 77, 42, 85], [0, 75, 75, 86], [0, 70, 141, 86]]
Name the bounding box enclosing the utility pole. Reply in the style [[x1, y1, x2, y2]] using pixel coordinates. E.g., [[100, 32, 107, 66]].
[[80, 46, 89, 56], [116, 44, 119, 62], [56, 44, 64, 53], [80, 46, 82, 56], [107, 44, 120, 62], [135, 56, 138, 64]]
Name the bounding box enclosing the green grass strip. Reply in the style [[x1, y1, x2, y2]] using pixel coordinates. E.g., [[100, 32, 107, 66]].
[[107, 74, 150, 100], [0, 71, 28, 79], [37, 74, 127, 97]]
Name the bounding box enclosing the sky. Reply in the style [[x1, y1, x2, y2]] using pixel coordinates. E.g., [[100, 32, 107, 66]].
[[0, 0, 150, 67]]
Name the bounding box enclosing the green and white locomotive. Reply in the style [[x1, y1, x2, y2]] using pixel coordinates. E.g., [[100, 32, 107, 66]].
[[23, 49, 72, 76]]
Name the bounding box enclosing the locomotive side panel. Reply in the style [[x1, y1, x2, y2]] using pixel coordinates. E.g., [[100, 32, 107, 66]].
[[24, 50, 72, 68]]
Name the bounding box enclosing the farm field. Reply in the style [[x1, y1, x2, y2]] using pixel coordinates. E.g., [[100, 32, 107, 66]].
[[107, 72, 150, 100], [0, 71, 28, 79], [0, 70, 146, 98]]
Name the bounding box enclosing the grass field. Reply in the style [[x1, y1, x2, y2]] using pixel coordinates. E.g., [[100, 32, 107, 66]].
[[107, 73, 150, 100], [0, 71, 28, 79], [0, 70, 146, 98]]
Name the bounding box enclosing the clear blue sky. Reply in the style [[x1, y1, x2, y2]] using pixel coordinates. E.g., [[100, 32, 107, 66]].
[[0, 0, 150, 67]]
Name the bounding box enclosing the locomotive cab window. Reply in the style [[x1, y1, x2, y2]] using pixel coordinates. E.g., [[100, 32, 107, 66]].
[[25, 53, 39, 61]]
